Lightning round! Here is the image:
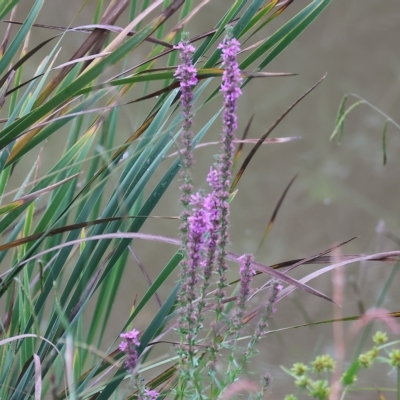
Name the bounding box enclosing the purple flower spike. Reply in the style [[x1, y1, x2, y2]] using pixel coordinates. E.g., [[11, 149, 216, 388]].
[[214, 34, 243, 315], [119, 329, 140, 373], [174, 38, 198, 366], [232, 254, 255, 333], [218, 36, 243, 138], [207, 34, 243, 371], [174, 40, 198, 171], [175, 38, 197, 248], [245, 281, 283, 360], [140, 388, 159, 400], [181, 194, 211, 353]]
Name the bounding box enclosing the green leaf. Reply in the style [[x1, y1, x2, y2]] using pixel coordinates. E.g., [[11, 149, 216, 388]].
[[334, 94, 348, 143], [96, 283, 180, 400], [382, 120, 388, 165], [330, 100, 364, 141], [240, 0, 331, 71], [0, 11, 174, 149], [0, 0, 44, 77]]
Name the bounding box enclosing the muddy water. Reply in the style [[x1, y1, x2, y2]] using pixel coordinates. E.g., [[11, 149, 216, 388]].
[[10, 1, 400, 398]]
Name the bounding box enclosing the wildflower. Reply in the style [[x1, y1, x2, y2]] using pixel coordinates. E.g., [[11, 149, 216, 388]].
[[291, 362, 309, 377], [262, 373, 272, 390], [174, 37, 197, 269], [214, 32, 243, 314], [175, 37, 197, 256], [209, 31, 243, 370], [119, 329, 140, 373], [174, 37, 198, 370], [309, 380, 331, 400], [358, 352, 373, 368], [389, 349, 400, 367], [141, 388, 159, 400], [186, 193, 211, 301], [201, 168, 221, 284], [196, 180, 220, 333], [174, 38, 198, 172], [218, 34, 243, 138], [372, 331, 388, 345], [358, 347, 378, 368], [232, 254, 255, 332], [244, 281, 282, 360], [295, 375, 313, 389], [180, 194, 211, 354], [312, 354, 336, 373]]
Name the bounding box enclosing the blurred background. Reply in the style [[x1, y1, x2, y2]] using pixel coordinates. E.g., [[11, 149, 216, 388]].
[[7, 0, 400, 398]]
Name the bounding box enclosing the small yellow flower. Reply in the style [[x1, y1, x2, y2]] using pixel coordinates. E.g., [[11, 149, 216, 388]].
[[310, 380, 331, 400], [358, 353, 372, 368], [295, 375, 313, 389], [370, 346, 379, 359], [358, 347, 379, 368], [372, 331, 388, 345], [291, 362, 309, 377], [312, 354, 336, 372], [389, 349, 400, 367]]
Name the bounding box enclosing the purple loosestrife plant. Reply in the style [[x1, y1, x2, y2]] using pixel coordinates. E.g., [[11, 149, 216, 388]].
[[245, 281, 283, 359], [174, 37, 197, 251], [173, 38, 198, 364], [227, 282, 282, 385], [232, 254, 255, 334], [195, 168, 221, 329], [225, 254, 256, 387], [174, 37, 197, 223], [214, 33, 243, 314], [119, 329, 140, 373], [120, 330, 160, 399], [183, 193, 211, 357], [209, 31, 243, 371], [174, 38, 198, 174], [141, 389, 159, 400], [173, 31, 280, 396]]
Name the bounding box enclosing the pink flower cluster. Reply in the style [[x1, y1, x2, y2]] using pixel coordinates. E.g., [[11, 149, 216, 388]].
[[119, 329, 160, 399], [175, 34, 245, 370], [119, 329, 140, 372], [174, 40, 198, 170]]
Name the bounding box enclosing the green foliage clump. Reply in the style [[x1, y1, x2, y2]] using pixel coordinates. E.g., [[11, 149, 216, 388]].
[[284, 331, 400, 399]]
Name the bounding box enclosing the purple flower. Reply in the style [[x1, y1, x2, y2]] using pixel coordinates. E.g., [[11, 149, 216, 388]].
[[119, 329, 140, 372], [187, 194, 211, 283], [207, 34, 243, 371], [232, 254, 255, 332], [174, 39, 198, 172], [175, 38, 197, 254], [140, 388, 159, 400], [245, 281, 283, 359], [214, 34, 243, 315], [180, 194, 211, 354], [218, 37, 243, 137], [262, 373, 272, 390], [174, 38, 199, 366]]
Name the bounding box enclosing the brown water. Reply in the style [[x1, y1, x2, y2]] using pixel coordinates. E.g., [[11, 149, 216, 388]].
[[10, 1, 400, 398]]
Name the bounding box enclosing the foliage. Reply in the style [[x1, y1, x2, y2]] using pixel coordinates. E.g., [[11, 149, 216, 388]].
[[283, 331, 400, 400]]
